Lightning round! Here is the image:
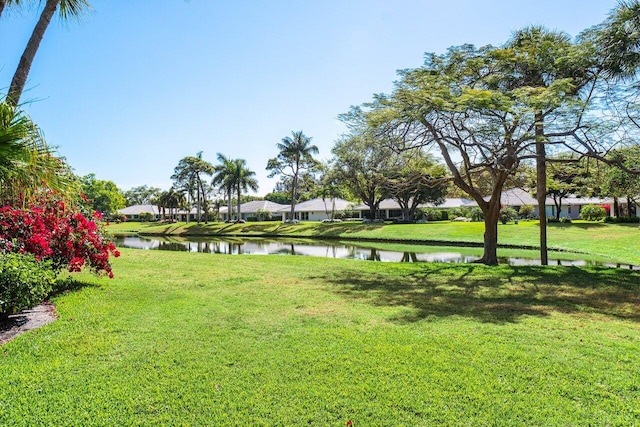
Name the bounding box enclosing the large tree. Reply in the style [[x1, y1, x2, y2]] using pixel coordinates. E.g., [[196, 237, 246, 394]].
[[330, 126, 395, 220], [266, 131, 319, 222], [80, 173, 125, 216], [365, 41, 597, 265], [6, 0, 91, 107], [124, 185, 162, 206], [498, 26, 596, 264], [382, 151, 448, 222], [172, 152, 214, 223]]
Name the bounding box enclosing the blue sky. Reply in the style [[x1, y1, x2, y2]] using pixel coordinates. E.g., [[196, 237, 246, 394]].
[[1, 0, 618, 196]]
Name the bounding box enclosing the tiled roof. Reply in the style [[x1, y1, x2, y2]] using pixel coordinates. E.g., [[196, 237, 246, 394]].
[[118, 204, 160, 215], [278, 198, 352, 212], [220, 200, 289, 214]]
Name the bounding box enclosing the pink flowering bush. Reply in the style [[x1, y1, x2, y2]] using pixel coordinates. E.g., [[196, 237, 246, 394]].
[[0, 192, 120, 278]]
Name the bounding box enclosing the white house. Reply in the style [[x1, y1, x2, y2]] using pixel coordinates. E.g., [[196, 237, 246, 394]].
[[118, 204, 161, 221], [221, 200, 289, 221], [353, 198, 476, 219], [279, 198, 352, 221]]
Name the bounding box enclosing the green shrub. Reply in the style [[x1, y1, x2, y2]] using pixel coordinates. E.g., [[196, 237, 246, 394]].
[[580, 204, 607, 221], [255, 209, 272, 221], [560, 216, 572, 223], [334, 208, 357, 220], [518, 204, 535, 219], [470, 207, 484, 222], [448, 207, 470, 219], [500, 207, 517, 224], [139, 212, 154, 222], [419, 207, 443, 221], [110, 213, 127, 223], [0, 253, 56, 319]]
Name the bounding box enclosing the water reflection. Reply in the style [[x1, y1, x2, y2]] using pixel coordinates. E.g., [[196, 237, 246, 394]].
[[114, 236, 639, 269]]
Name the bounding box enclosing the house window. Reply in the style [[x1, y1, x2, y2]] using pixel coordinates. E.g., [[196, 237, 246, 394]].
[[568, 206, 572, 215], [300, 212, 309, 221]]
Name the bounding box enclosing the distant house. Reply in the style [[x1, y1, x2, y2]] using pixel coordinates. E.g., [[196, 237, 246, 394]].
[[221, 200, 289, 221], [176, 207, 198, 222], [349, 188, 617, 220], [497, 188, 615, 219], [352, 199, 403, 220], [279, 198, 352, 221], [118, 204, 160, 221], [555, 196, 615, 219], [353, 198, 476, 219]]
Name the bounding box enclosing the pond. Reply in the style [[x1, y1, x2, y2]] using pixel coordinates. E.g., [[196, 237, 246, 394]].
[[113, 236, 639, 269]]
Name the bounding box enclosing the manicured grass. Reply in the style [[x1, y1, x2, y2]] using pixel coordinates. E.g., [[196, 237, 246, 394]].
[[2, 249, 640, 425], [109, 220, 640, 265]]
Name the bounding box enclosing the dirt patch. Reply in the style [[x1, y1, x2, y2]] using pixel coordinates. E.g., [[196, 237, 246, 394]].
[[0, 303, 57, 345]]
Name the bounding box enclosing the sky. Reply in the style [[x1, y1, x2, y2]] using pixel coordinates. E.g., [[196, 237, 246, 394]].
[[0, 0, 620, 196]]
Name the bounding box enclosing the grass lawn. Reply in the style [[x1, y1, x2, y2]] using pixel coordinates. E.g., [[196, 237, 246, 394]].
[[110, 219, 640, 265], [1, 249, 640, 425]]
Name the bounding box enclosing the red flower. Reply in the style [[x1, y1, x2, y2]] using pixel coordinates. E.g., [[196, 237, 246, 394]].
[[0, 192, 118, 278]]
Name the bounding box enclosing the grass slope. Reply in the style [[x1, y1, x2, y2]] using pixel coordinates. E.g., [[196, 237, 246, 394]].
[[110, 220, 640, 265], [1, 249, 640, 425]]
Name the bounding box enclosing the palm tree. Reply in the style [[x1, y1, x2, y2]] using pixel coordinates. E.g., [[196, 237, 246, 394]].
[[0, 0, 21, 20], [6, 0, 91, 107], [212, 153, 237, 221], [597, 0, 640, 79], [266, 131, 319, 222], [0, 102, 76, 207], [232, 159, 258, 220]]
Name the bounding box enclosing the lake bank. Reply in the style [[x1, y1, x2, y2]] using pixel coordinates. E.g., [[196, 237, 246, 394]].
[[108, 220, 640, 265]]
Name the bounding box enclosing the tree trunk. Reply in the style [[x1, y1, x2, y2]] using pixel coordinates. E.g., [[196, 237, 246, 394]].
[[196, 178, 201, 223], [477, 202, 500, 266], [7, 0, 60, 108], [236, 183, 241, 220], [535, 112, 548, 265], [186, 193, 191, 223], [200, 181, 208, 223], [556, 200, 562, 220], [289, 174, 298, 222], [614, 197, 619, 218], [227, 188, 232, 221], [627, 196, 633, 218]]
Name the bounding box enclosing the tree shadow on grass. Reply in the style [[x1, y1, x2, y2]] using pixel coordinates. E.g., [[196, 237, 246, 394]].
[[545, 222, 609, 230], [314, 264, 640, 324], [50, 277, 101, 298]]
